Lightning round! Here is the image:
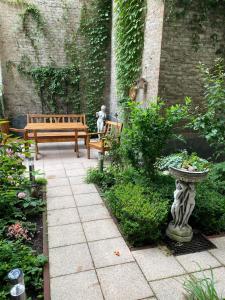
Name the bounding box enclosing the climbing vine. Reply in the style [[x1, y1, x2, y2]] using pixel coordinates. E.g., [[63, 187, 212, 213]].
[[0, 0, 45, 52], [17, 56, 80, 113], [75, 0, 112, 131], [167, 0, 225, 52], [115, 0, 146, 104]]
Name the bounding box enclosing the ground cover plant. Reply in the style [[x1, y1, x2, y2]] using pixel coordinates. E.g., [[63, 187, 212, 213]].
[[0, 133, 47, 299], [86, 98, 225, 246]]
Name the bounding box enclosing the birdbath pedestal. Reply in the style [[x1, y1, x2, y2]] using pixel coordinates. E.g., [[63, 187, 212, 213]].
[[166, 167, 208, 243]]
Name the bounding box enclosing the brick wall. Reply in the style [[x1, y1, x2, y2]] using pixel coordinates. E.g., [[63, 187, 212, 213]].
[[0, 0, 83, 127], [158, 3, 225, 107]]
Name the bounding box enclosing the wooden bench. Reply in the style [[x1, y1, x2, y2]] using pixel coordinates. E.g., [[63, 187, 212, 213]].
[[26, 114, 88, 144]]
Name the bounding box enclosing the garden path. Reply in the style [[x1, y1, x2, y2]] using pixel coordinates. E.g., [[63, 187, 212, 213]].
[[35, 142, 225, 300]]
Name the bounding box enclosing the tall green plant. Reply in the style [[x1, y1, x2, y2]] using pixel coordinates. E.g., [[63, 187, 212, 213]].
[[77, 0, 111, 130], [190, 58, 225, 159], [121, 99, 191, 178], [115, 0, 146, 102]]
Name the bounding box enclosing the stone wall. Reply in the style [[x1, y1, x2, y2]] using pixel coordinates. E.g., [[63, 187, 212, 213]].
[[158, 3, 225, 107], [137, 0, 164, 105], [0, 0, 83, 127]]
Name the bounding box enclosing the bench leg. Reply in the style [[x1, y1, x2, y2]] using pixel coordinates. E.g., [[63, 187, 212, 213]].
[[87, 146, 90, 159]]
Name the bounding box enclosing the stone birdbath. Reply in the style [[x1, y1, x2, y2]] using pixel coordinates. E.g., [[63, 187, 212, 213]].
[[166, 166, 208, 243]]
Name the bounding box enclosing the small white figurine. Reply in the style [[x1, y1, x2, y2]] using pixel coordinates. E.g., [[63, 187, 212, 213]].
[[96, 105, 106, 134]]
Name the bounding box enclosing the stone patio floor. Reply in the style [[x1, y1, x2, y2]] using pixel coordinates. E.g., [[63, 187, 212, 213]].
[[34, 142, 225, 300]]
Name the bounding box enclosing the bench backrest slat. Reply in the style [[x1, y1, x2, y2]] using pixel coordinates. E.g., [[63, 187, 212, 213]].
[[27, 114, 86, 125], [104, 120, 123, 136]]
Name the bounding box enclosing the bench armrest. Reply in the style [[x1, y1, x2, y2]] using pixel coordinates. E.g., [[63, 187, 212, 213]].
[[9, 128, 25, 133]]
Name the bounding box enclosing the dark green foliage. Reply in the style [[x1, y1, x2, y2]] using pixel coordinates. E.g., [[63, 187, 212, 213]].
[[115, 0, 146, 101], [86, 167, 116, 191], [190, 59, 225, 159], [77, 0, 112, 130], [121, 100, 190, 178], [105, 183, 169, 246], [0, 239, 47, 299], [18, 58, 81, 113], [192, 180, 225, 235]]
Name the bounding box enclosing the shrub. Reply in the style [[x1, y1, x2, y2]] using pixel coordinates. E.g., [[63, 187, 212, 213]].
[[105, 183, 169, 246], [0, 239, 47, 299], [192, 181, 225, 234], [190, 58, 225, 159], [121, 99, 190, 178], [86, 167, 116, 191]]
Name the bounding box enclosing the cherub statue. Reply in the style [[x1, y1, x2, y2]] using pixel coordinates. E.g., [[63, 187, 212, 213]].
[[96, 105, 106, 134]]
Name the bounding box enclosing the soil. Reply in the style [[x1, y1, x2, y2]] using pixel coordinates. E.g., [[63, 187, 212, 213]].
[[32, 215, 43, 254]]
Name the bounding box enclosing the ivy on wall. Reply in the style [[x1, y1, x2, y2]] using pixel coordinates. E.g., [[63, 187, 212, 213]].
[[115, 0, 146, 104], [17, 56, 80, 113], [167, 0, 225, 52], [75, 0, 112, 131], [0, 0, 45, 52]]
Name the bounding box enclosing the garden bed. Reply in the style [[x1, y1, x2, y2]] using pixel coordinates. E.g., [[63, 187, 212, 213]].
[[0, 134, 48, 299]]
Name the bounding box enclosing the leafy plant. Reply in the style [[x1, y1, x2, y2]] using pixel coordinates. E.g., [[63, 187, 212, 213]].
[[192, 181, 225, 234], [18, 57, 81, 113], [0, 239, 47, 299], [184, 269, 222, 300], [105, 183, 169, 246], [190, 58, 225, 159], [76, 0, 111, 130], [115, 0, 146, 101], [121, 100, 191, 178]]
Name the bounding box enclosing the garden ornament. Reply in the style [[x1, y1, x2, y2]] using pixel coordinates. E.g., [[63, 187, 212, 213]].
[[166, 167, 208, 242], [96, 105, 106, 136]]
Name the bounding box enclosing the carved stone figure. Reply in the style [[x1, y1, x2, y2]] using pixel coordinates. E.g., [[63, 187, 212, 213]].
[[166, 167, 208, 242], [96, 105, 106, 134]]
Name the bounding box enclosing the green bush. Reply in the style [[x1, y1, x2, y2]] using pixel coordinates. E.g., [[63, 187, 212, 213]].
[[0, 239, 47, 299], [121, 100, 190, 178], [192, 181, 225, 234], [190, 58, 225, 159], [105, 183, 169, 246]]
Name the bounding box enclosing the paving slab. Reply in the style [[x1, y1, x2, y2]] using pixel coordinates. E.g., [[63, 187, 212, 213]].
[[44, 163, 64, 171], [48, 208, 79, 226], [47, 186, 72, 197], [50, 270, 103, 300], [209, 237, 225, 265], [49, 243, 94, 277], [47, 177, 70, 188], [71, 183, 98, 194], [149, 275, 188, 300], [69, 176, 85, 185], [132, 248, 185, 281], [176, 251, 221, 273], [48, 223, 86, 248], [63, 162, 84, 169], [66, 168, 86, 177], [97, 262, 154, 300], [78, 204, 110, 222], [74, 193, 103, 207], [45, 169, 67, 178], [89, 237, 134, 268], [47, 195, 76, 211], [83, 219, 121, 242]]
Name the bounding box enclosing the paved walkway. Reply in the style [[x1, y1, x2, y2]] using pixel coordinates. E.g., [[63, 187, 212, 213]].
[[35, 143, 225, 300]]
